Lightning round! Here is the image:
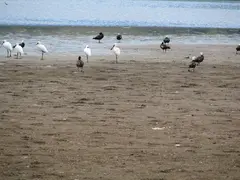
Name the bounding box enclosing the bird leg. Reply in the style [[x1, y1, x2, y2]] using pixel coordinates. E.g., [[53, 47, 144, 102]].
[[81, 67, 84, 73], [41, 52, 43, 60], [116, 55, 118, 64], [17, 52, 19, 59], [98, 40, 100, 43], [87, 55, 88, 63], [9, 50, 11, 57]]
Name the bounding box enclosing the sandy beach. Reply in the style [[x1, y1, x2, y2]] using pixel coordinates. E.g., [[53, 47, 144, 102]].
[[0, 44, 239, 180]]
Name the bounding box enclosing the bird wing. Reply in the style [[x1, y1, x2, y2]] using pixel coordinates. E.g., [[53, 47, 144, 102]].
[[37, 44, 48, 53], [93, 34, 101, 39], [84, 48, 91, 56]]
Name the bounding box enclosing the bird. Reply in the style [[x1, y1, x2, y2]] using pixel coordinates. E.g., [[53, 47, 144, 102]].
[[236, 44, 240, 54], [116, 33, 122, 42], [160, 42, 171, 52], [192, 52, 204, 65], [110, 43, 121, 63], [93, 32, 104, 43], [163, 37, 170, 44], [1, 40, 12, 57], [14, 43, 24, 59], [188, 61, 197, 72], [84, 45, 91, 63], [13, 40, 25, 49], [36, 41, 48, 60], [76, 56, 84, 72]]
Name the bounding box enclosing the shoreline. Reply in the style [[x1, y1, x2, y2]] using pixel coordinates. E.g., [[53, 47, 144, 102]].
[[1, 44, 239, 64]]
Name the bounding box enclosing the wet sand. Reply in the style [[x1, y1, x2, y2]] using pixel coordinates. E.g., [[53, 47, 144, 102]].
[[0, 44, 240, 180]]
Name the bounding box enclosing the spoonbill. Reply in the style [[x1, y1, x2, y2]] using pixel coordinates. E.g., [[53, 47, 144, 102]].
[[110, 43, 120, 63], [84, 45, 91, 63], [14, 43, 24, 59], [1, 40, 12, 57], [36, 41, 48, 60]]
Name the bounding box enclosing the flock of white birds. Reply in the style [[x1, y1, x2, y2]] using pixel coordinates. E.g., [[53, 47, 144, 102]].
[[1, 39, 121, 63]]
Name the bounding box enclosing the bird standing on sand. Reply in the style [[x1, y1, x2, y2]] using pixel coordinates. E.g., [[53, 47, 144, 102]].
[[14, 43, 24, 59], [1, 40, 12, 57], [236, 44, 240, 54], [111, 43, 120, 63], [160, 42, 171, 52], [192, 52, 204, 65], [116, 33, 122, 42], [163, 36, 170, 44], [76, 56, 84, 72], [93, 32, 104, 43], [188, 61, 197, 72], [36, 41, 48, 60], [84, 45, 91, 63]]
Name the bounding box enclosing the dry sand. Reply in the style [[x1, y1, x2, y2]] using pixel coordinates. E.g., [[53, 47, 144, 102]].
[[0, 44, 240, 180]]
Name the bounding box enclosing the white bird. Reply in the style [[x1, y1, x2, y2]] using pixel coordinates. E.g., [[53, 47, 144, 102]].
[[36, 41, 48, 60], [110, 43, 120, 63], [1, 40, 12, 57], [84, 45, 91, 63], [14, 43, 24, 59]]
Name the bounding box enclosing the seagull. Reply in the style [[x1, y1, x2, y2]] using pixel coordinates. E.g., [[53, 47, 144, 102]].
[[14, 43, 24, 59], [84, 45, 91, 63], [163, 37, 170, 44], [116, 33, 122, 42], [192, 52, 204, 65], [188, 61, 197, 72], [36, 41, 48, 60], [76, 56, 84, 72], [236, 44, 240, 54], [93, 32, 104, 43], [1, 40, 12, 57], [160, 42, 171, 52], [110, 43, 120, 63]]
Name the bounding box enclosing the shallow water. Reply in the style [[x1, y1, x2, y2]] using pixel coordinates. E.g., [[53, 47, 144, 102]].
[[0, 26, 239, 56]]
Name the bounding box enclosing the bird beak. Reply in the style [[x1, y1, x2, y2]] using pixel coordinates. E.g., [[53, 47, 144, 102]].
[[110, 45, 114, 50]]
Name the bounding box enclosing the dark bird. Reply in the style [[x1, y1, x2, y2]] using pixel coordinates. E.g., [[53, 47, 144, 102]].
[[236, 44, 240, 54], [76, 56, 84, 72], [116, 33, 122, 42], [163, 37, 170, 44], [192, 52, 204, 65], [160, 42, 171, 52], [13, 40, 25, 49], [188, 61, 197, 72], [93, 32, 104, 43]]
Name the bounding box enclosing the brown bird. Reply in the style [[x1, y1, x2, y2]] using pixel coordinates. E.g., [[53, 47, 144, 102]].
[[160, 42, 171, 52], [192, 52, 204, 65], [188, 61, 197, 72], [76, 56, 84, 72], [236, 44, 240, 54]]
